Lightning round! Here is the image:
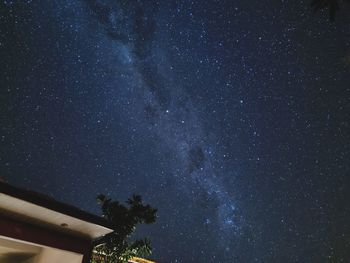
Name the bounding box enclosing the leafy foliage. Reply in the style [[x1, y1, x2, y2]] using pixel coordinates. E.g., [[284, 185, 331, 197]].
[[92, 194, 157, 263]]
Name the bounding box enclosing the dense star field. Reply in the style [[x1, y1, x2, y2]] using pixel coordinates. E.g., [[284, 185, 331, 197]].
[[1, 0, 350, 262]]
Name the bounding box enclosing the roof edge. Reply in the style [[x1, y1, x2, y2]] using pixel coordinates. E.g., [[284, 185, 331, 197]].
[[0, 182, 114, 231]]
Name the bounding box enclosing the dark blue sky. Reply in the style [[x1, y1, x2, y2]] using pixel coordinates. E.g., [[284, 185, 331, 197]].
[[1, 0, 350, 262]]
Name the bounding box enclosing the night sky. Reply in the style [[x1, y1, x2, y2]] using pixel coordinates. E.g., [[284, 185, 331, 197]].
[[1, 0, 350, 262]]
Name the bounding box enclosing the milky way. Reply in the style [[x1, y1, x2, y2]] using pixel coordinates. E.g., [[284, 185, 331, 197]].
[[84, 0, 242, 246]]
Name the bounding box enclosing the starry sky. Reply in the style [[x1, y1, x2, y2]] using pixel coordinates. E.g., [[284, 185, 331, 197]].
[[1, 0, 350, 262]]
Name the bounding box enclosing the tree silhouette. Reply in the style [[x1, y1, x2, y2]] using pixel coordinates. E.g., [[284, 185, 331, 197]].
[[92, 194, 157, 263], [311, 0, 350, 21]]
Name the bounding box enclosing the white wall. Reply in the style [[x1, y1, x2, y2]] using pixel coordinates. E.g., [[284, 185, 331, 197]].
[[0, 236, 83, 263], [36, 247, 83, 263]]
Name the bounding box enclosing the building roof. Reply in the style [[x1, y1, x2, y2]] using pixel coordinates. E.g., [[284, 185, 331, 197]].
[[0, 182, 114, 240]]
